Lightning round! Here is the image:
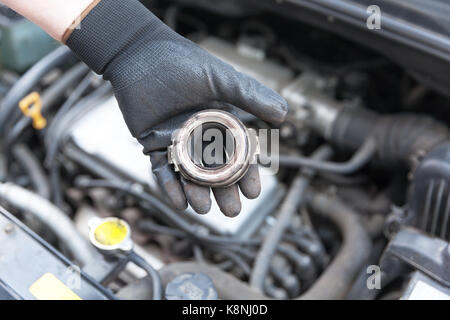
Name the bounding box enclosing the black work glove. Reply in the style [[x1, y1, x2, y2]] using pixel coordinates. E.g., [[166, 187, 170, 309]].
[[67, 0, 287, 216]]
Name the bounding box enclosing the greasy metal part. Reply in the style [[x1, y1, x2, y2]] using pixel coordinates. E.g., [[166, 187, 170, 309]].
[[270, 255, 301, 297], [64, 95, 158, 190], [281, 73, 341, 138], [278, 245, 316, 282], [283, 231, 329, 270], [168, 109, 256, 188], [265, 277, 288, 299]]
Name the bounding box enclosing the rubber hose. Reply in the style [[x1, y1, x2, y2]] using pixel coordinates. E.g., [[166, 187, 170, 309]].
[[118, 262, 267, 300], [75, 178, 261, 247], [0, 182, 98, 267], [275, 138, 377, 174], [250, 146, 333, 291], [331, 108, 450, 169], [152, 192, 371, 300], [40, 63, 90, 110], [5, 63, 89, 148], [119, 194, 372, 303], [0, 205, 118, 300], [11, 144, 50, 199], [128, 251, 163, 300], [0, 46, 74, 134], [300, 192, 372, 299], [45, 72, 97, 165]]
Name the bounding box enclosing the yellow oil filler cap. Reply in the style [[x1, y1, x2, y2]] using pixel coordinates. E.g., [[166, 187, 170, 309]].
[[18, 92, 47, 130]]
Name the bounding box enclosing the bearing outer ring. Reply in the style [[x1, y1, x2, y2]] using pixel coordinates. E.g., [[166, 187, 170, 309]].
[[168, 110, 252, 188]]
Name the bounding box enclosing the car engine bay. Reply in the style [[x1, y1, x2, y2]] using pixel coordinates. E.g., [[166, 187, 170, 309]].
[[0, 0, 449, 300]]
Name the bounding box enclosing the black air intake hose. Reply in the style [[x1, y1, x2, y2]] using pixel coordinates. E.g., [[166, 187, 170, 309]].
[[330, 108, 450, 169]]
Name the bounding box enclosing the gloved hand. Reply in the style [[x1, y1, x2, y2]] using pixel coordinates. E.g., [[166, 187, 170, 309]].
[[66, 0, 288, 216]]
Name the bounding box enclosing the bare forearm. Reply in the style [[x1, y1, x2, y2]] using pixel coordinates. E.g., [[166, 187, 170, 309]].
[[1, 0, 97, 41]]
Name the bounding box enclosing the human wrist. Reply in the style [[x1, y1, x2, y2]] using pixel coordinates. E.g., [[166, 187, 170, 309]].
[[61, 0, 102, 43], [1, 0, 97, 42]]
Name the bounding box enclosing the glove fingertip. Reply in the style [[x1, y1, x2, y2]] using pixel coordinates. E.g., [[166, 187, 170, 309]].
[[163, 179, 188, 211], [212, 185, 242, 217], [229, 74, 289, 125], [256, 86, 288, 125], [181, 178, 212, 215], [239, 164, 261, 199]]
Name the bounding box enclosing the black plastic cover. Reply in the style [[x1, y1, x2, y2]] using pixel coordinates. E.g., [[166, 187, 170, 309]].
[[410, 144, 450, 240]]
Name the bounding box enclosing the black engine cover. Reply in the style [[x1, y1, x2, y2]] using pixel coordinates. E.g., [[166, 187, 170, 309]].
[[410, 144, 450, 240]]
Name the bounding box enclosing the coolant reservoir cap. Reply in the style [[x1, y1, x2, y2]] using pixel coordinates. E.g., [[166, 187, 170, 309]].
[[89, 217, 133, 254]]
